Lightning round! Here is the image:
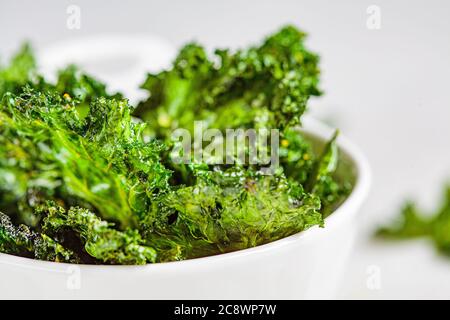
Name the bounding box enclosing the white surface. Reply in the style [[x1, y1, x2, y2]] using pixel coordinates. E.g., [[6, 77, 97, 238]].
[[0, 118, 371, 299], [1, 0, 450, 299]]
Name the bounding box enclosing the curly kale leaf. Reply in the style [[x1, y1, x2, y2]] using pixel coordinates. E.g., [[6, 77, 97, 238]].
[[0, 211, 78, 262], [135, 25, 321, 139], [143, 166, 322, 260], [0, 89, 170, 228], [377, 186, 450, 256], [279, 128, 316, 185], [304, 131, 349, 215], [47, 65, 122, 117], [0, 44, 36, 97], [53, 65, 121, 103], [279, 129, 350, 216], [41, 203, 156, 264], [83, 97, 171, 205], [0, 45, 120, 114]]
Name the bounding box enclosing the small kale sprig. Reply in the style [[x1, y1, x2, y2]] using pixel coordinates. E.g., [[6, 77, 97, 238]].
[[377, 186, 450, 256]]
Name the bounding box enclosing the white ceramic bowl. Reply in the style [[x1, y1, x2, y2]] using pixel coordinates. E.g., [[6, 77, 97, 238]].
[[0, 36, 370, 299], [0, 117, 370, 299]]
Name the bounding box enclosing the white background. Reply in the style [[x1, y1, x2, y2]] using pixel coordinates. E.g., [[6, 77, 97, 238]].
[[1, 0, 450, 299]]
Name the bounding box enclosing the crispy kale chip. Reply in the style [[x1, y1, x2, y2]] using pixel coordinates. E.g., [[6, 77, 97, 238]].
[[377, 186, 450, 256], [0, 88, 170, 229], [41, 203, 156, 264], [135, 25, 321, 139], [144, 166, 322, 261], [0, 44, 120, 112], [0, 211, 78, 262], [0, 44, 36, 97]]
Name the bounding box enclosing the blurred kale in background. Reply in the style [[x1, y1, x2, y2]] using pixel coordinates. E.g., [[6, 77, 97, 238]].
[[377, 186, 450, 256]]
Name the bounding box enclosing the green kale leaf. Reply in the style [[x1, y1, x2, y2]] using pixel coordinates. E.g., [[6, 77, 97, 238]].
[[0, 44, 36, 97], [0, 211, 78, 262], [142, 166, 322, 261], [0, 89, 170, 228], [377, 186, 450, 256], [135, 25, 321, 139], [41, 203, 156, 264]]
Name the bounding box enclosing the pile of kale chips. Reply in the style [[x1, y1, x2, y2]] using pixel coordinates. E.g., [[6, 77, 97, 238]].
[[0, 26, 351, 264]]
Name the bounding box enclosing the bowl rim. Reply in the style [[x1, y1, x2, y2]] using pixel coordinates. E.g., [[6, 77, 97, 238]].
[[0, 117, 371, 272]]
